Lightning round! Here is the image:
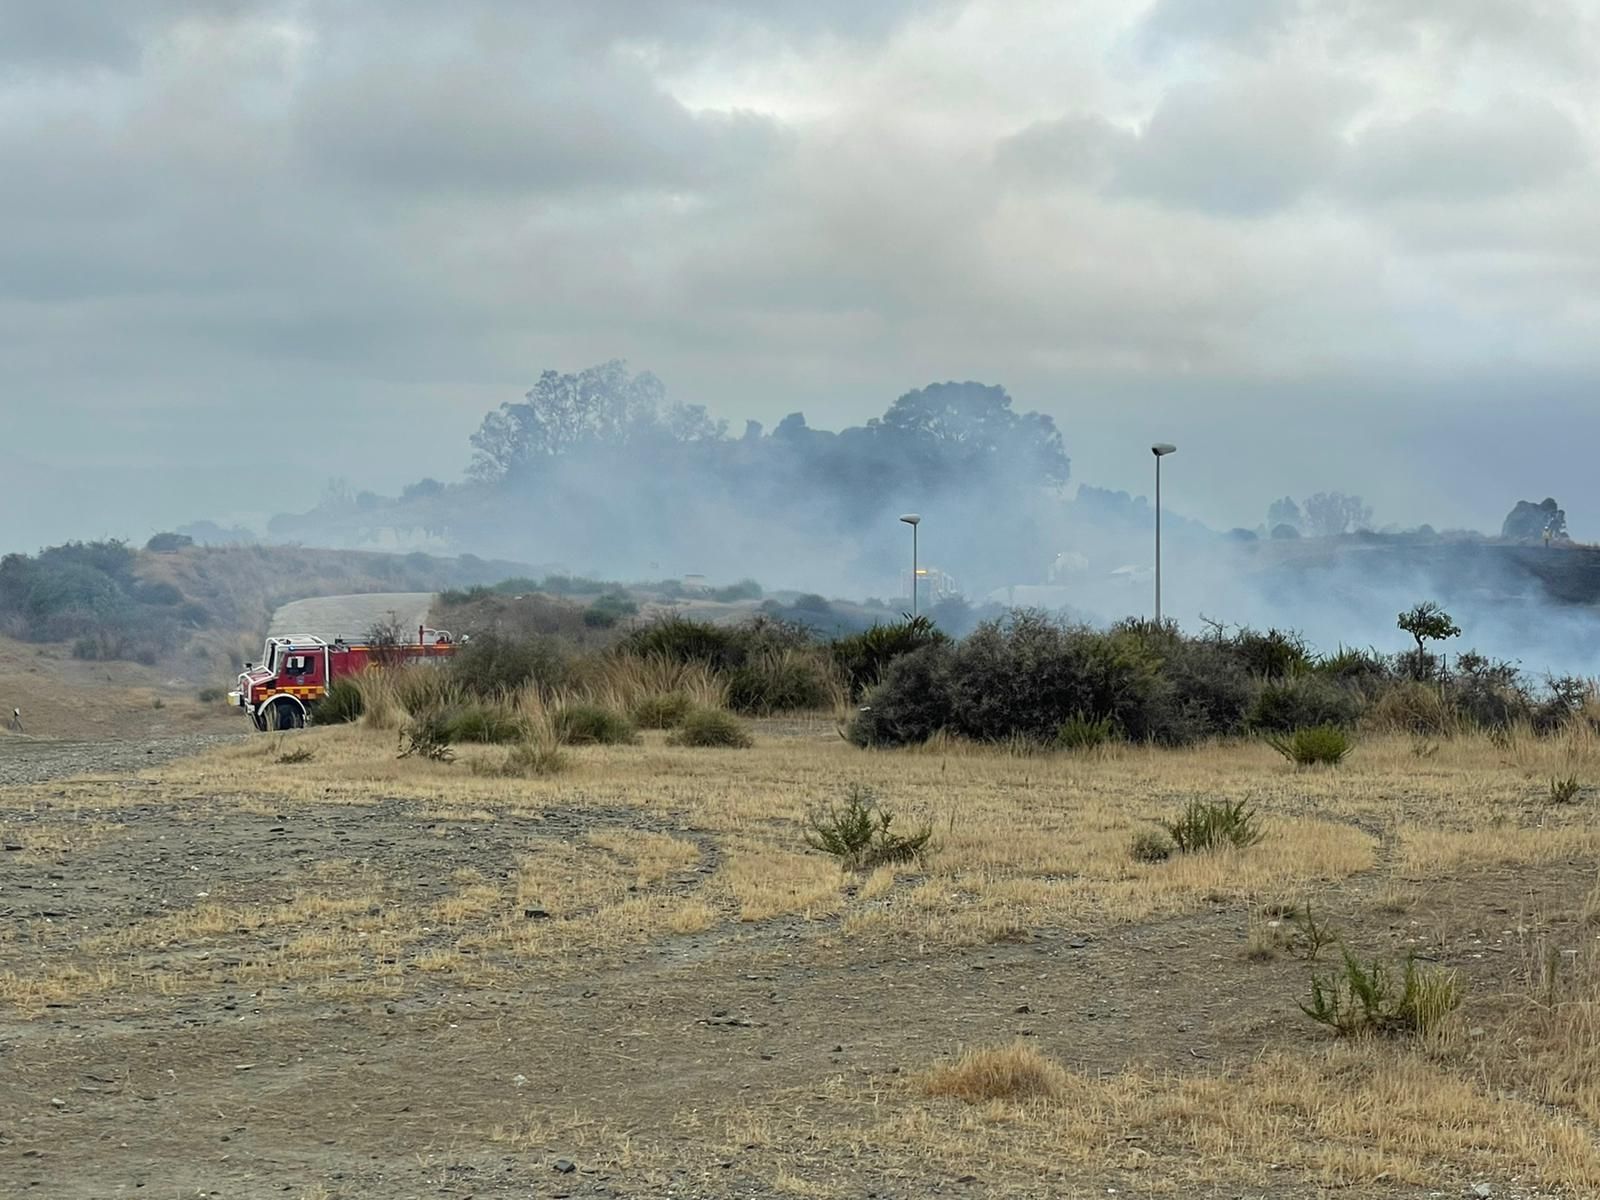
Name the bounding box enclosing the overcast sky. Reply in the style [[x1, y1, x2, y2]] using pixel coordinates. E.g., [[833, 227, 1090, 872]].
[[3, 0, 1598, 552]]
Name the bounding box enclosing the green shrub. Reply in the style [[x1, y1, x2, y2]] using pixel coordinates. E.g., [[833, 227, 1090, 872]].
[[847, 644, 956, 748], [1266, 724, 1352, 767], [1549, 774, 1582, 804], [804, 784, 932, 870], [629, 691, 694, 729], [583, 590, 639, 629], [622, 617, 745, 671], [397, 710, 456, 762], [1248, 675, 1360, 733], [445, 702, 526, 744], [314, 677, 365, 724], [1230, 627, 1311, 678], [552, 704, 638, 746], [726, 651, 834, 715], [145, 531, 194, 552], [1300, 950, 1461, 1038], [1315, 645, 1392, 690], [1129, 829, 1173, 863], [196, 686, 225, 704], [1164, 799, 1263, 852], [450, 632, 566, 697], [831, 615, 948, 700], [668, 708, 754, 748], [479, 738, 570, 777], [1055, 713, 1116, 751]]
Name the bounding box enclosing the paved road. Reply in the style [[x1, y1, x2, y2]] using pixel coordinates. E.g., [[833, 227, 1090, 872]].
[[266, 592, 436, 641]]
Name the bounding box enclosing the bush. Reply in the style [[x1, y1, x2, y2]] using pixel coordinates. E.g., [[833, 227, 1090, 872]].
[[1056, 713, 1116, 751], [629, 691, 694, 729], [479, 738, 570, 778], [1248, 675, 1360, 733], [1549, 775, 1582, 804], [1266, 724, 1352, 767], [1450, 651, 1531, 731], [1129, 829, 1173, 863], [847, 644, 956, 748], [668, 707, 754, 748], [196, 686, 225, 704], [726, 650, 834, 715], [831, 616, 948, 700], [1164, 799, 1263, 852], [1367, 681, 1456, 735], [145, 532, 194, 552], [398, 710, 456, 762], [804, 784, 932, 869], [445, 701, 526, 744], [552, 704, 638, 745], [314, 678, 366, 724], [621, 617, 745, 671], [1230, 627, 1311, 678], [583, 590, 639, 629], [1315, 645, 1392, 692], [450, 632, 566, 696], [1301, 949, 1461, 1038]]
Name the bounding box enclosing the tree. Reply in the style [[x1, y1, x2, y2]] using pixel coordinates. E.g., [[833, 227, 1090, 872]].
[[1266, 497, 1301, 532], [468, 360, 668, 480], [1398, 601, 1461, 653], [1303, 492, 1372, 537], [876, 381, 1070, 489], [1501, 498, 1566, 543]]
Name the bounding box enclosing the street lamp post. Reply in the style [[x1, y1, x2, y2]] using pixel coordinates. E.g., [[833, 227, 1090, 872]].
[[900, 514, 922, 617], [1151, 444, 1177, 625]]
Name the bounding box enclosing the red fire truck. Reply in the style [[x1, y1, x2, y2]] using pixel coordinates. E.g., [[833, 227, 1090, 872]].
[[229, 625, 458, 731]]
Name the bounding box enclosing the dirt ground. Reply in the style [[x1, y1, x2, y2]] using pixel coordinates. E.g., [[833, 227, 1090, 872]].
[[3, 722, 1599, 1199]]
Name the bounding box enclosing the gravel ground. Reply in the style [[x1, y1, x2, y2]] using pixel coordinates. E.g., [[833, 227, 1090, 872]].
[[0, 732, 246, 787]]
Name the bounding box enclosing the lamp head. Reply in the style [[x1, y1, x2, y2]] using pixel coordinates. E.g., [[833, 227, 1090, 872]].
[[1151, 443, 1177, 457], [899, 513, 922, 526]]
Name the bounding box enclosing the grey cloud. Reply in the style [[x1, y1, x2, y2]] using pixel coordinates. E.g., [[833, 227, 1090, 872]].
[[994, 113, 1131, 186], [1135, 0, 1303, 56], [1342, 101, 1587, 203], [295, 58, 790, 195]]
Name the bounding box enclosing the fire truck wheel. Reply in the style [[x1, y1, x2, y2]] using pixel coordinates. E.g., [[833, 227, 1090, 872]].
[[264, 698, 305, 731]]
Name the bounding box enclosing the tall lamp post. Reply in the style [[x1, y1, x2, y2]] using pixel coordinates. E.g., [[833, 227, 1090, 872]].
[[900, 513, 922, 617], [1151, 444, 1177, 625]]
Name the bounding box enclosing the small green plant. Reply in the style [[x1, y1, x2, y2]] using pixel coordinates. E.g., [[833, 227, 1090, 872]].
[[397, 710, 456, 762], [1549, 774, 1582, 804], [805, 784, 932, 870], [629, 691, 694, 730], [1300, 949, 1461, 1038], [552, 704, 639, 746], [196, 686, 225, 704], [1266, 724, 1351, 767], [1163, 798, 1263, 852], [1129, 829, 1173, 863], [314, 677, 365, 725], [667, 707, 754, 748], [151, 697, 165, 710], [276, 744, 316, 765], [1288, 903, 1338, 962], [1055, 713, 1116, 752]]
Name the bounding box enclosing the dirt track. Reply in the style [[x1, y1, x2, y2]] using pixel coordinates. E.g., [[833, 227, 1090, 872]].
[[266, 592, 436, 642]]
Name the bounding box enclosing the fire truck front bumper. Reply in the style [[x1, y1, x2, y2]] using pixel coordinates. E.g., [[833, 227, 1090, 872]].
[[228, 690, 247, 711]]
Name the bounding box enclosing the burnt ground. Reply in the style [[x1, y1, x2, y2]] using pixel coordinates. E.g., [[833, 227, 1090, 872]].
[[0, 741, 1595, 1200]]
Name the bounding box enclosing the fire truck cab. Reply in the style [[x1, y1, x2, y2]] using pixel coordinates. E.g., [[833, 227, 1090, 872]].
[[229, 626, 457, 731]]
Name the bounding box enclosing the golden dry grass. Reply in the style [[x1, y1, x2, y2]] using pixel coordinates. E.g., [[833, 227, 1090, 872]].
[[920, 1041, 1067, 1103]]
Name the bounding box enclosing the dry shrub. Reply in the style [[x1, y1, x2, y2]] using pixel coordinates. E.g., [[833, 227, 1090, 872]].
[[569, 653, 728, 712], [920, 1041, 1066, 1104], [1367, 682, 1458, 736], [629, 691, 695, 729]]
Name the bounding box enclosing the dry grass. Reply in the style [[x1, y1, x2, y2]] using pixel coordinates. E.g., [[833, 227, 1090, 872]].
[[919, 1041, 1067, 1103], [872, 1041, 1600, 1191]]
